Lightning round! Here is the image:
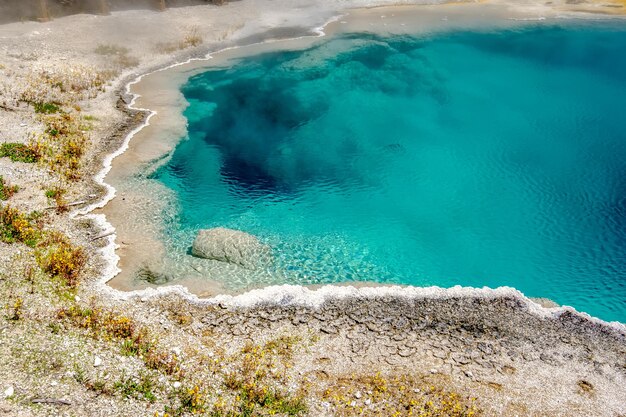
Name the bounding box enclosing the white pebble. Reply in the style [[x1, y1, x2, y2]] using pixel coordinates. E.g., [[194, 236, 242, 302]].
[[430, 368, 437, 374], [94, 356, 102, 367], [365, 398, 371, 406], [173, 381, 181, 389], [4, 386, 14, 397], [354, 391, 362, 399], [172, 347, 181, 356]]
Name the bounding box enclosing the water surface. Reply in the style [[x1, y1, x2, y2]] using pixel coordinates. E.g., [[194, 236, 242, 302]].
[[153, 23, 626, 322]]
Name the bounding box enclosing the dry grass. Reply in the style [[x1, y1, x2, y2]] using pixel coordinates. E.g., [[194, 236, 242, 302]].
[[320, 372, 480, 417], [0, 176, 19, 200], [57, 305, 181, 376], [36, 231, 86, 287], [94, 43, 140, 69], [155, 26, 203, 54]]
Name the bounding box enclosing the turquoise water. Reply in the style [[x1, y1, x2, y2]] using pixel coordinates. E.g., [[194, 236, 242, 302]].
[[154, 23, 626, 322]]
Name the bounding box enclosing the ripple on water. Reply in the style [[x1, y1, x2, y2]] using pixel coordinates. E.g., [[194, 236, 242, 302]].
[[132, 24, 626, 322]]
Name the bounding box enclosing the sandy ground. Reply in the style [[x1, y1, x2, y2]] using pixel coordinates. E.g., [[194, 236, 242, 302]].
[[0, 1, 625, 416]]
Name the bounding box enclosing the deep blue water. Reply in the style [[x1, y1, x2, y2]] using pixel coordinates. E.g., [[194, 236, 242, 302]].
[[154, 23, 626, 322]]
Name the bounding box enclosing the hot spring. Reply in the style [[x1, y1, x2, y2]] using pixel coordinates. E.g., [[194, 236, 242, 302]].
[[147, 23, 626, 322]]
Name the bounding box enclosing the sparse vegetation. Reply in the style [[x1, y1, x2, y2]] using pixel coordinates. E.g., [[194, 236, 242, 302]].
[[322, 372, 480, 417], [44, 185, 68, 212], [0, 142, 39, 163], [156, 26, 203, 54], [0, 176, 19, 200], [94, 44, 130, 56], [0, 205, 86, 286], [33, 101, 61, 114], [36, 231, 86, 287], [31, 110, 90, 180], [0, 205, 42, 247], [6, 297, 23, 321], [165, 385, 208, 416], [217, 336, 308, 416], [114, 371, 158, 403], [57, 305, 181, 376], [94, 43, 139, 69]]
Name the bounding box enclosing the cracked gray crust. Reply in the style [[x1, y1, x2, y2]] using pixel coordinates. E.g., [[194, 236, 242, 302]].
[[167, 293, 626, 415]]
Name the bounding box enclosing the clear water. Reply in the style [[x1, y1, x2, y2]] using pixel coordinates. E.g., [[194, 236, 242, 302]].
[[153, 23, 626, 322]]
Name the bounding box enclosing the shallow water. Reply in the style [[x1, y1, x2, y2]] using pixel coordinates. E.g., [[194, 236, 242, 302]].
[[153, 23, 626, 322]]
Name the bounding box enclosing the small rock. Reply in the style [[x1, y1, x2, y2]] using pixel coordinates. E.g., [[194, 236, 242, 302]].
[[172, 347, 181, 356], [94, 356, 102, 367], [75, 295, 81, 302], [465, 370, 474, 379], [350, 401, 356, 407], [4, 386, 14, 398], [354, 391, 362, 399], [50, 381, 58, 386], [364, 398, 371, 406], [173, 381, 181, 389], [430, 368, 437, 374]]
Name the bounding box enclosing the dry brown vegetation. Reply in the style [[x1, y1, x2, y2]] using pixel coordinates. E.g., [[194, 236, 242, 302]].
[[156, 26, 204, 54], [0, 175, 18, 200]]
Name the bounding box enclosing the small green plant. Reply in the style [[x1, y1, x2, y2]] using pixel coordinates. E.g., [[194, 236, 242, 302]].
[[7, 297, 23, 321], [114, 372, 157, 402], [33, 101, 61, 114], [44, 186, 68, 212], [36, 232, 86, 287], [73, 364, 88, 384], [165, 385, 207, 416], [0, 142, 39, 163], [88, 378, 113, 396], [45, 188, 60, 199], [0, 205, 42, 247], [0, 176, 18, 200]]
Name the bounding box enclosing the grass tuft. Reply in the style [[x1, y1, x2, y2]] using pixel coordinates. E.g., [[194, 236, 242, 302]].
[[0, 176, 19, 200], [33, 101, 61, 114], [36, 232, 86, 287], [0, 205, 42, 247], [0, 142, 40, 163]]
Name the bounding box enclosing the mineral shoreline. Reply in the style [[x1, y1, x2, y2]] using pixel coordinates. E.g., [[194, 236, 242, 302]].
[[1, 1, 625, 416]]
